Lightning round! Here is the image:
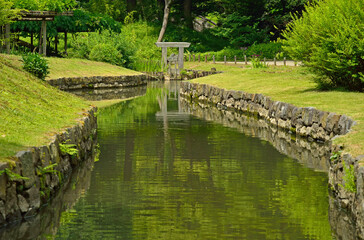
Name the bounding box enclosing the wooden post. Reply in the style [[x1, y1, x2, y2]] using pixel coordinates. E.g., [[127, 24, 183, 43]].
[[224, 56, 227, 64], [244, 55, 247, 65], [5, 24, 10, 54], [30, 32, 34, 51], [264, 57, 266, 65], [193, 54, 195, 62], [189, 54, 191, 62], [55, 34, 58, 54], [213, 55, 215, 64], [42, 20, 47, 56], [178, 47, 184, 74], [234, 56, 237, 64], [274, 57, 276, 66], [284, 57, 286, 66], [205, 55, 207, 63], [38, 27, 42, 54], [198, 54, 200, 62], [64, 32, 68, 55], [161, 47, 167, 71]]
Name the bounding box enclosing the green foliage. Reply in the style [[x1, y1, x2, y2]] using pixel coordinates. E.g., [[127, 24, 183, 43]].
[[212, 12, 269, 47], [59, 143, 78, 157], [68, 30, 133, 67], [193, 42, 283, 62], [282, 0, 364, 91], [330, 151, 342, 162], [0, 168, 29, 181], [12, 0, 77, 11], [0, 0, 21, 26], [21, 52, 49, 80], [120, 22, 160, 62], [340, 160, 357, 193], [89, 43, 124, 66], [37, 163, 58, 175], [132, 59, 162, 73], [251, 56, 268, 68], [245, 42, 283, 60]]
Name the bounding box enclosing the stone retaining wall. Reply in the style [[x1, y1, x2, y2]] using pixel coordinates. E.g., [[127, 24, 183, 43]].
[[48, 74, 153, 90], [180, 82, 355, 142], [0, 107, 98, 227], [180, 81, 364, 239]]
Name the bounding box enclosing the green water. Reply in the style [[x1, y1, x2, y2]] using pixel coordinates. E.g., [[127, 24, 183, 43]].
[[52, 86, 332, 239]]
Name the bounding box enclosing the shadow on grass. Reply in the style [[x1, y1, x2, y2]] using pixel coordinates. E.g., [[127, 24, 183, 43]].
[[0, 139, 25, 160]]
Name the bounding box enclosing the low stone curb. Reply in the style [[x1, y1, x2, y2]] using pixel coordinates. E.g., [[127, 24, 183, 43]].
[[0, 107, 98, 227], [47, 74, 154, 90]]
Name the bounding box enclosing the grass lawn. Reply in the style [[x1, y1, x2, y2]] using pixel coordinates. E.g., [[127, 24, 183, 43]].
[[0, 54, 140, 79], [0, 55, 89, 161], [186, 62, 364, 157]]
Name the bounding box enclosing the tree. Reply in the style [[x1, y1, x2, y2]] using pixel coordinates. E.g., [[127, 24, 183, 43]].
[[157, 0, 172, 42], [0, 0, 20, 26]]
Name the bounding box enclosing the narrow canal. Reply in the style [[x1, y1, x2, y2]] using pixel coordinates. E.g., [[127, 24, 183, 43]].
[[2, 82, 335, 239]]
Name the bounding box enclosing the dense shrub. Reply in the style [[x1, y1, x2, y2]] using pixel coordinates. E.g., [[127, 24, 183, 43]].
[[89, 43, 124, 66], [282, 0, 364, 91], [68, 30, 134, 67], [22, 53, 49, 80], [191, 42, 283, 62], [245, 42, 283, 60], [211, 13, 270, 47]]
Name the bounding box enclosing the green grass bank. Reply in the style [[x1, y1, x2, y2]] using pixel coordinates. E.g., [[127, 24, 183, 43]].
[[0, 54, 139, 161], [1, 54, 139, 80], [186, 62, 364, 156]]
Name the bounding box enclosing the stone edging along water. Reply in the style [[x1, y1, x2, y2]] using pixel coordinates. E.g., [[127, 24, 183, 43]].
[[180, 81, 364, 238], [47, 74, 152, 90], [0, 107, 98, 227]]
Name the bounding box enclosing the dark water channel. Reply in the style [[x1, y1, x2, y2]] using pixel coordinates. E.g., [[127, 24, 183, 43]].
[[1, 82, 340, 239]]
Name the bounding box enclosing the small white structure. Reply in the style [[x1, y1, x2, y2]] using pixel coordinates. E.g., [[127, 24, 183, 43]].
[[155, 42, 191, 75]]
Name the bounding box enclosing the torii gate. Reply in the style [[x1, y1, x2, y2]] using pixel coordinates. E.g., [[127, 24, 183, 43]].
[[3, 10, 73, 56], [155, 42, 191, 75]]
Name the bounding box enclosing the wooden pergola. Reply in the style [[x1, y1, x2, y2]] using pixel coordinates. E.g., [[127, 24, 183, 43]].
[[4, 10, 73, 56]]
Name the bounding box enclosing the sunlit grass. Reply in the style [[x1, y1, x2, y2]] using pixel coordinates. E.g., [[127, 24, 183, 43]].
[[1, 54, 140, 80], [186, 62, 364, 156], [0, 55, 89, 161]]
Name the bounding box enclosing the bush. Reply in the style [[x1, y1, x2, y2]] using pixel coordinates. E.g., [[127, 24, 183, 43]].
[[245, 42, 283, 60], [190, 42, 283, 62], [89, 43, 125, 66], [68, 30, 134, 67], [282, 0, 364, 91], [22, 53, 49, 80]]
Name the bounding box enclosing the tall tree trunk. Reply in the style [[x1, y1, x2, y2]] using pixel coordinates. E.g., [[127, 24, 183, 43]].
[[157, 0, 172, 42], [184, 0, 193, 29]]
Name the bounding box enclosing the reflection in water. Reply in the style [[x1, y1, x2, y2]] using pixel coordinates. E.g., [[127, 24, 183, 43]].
[[179, 98, 331, 172], [68, 85, 147, 101], [0, 155, 94, 240], [53, 83, 332, 239], [3, 82, 346, 239]]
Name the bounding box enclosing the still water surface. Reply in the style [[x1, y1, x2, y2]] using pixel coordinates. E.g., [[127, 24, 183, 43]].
[[51, 84, 333, 239]]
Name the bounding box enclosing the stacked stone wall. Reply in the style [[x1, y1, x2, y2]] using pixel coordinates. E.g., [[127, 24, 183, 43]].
[[0, 107, 98, 227], [48, 74, 153, 90]]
